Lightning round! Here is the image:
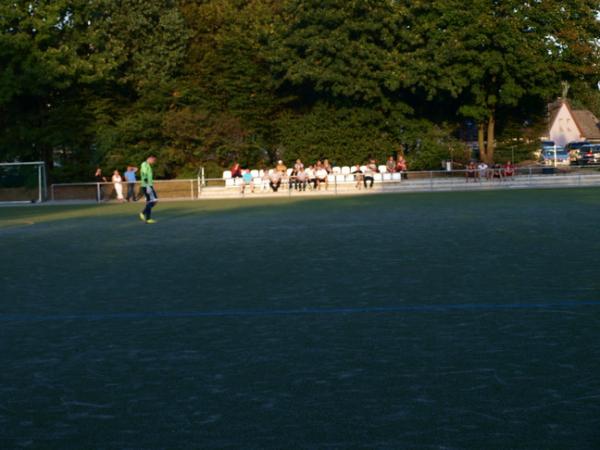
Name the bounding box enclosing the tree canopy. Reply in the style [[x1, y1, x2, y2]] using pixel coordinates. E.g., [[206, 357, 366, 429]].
[[1, 0, 599, 179]]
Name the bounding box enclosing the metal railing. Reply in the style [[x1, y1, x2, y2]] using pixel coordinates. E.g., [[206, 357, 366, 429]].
[[48, 166, 600, 203], [50, 179, 200, 202]]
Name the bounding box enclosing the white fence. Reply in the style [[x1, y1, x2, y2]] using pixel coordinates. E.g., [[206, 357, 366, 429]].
[[48, 166, 600, 203]]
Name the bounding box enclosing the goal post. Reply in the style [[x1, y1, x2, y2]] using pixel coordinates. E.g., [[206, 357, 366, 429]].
[[0, 161, 47, 204]]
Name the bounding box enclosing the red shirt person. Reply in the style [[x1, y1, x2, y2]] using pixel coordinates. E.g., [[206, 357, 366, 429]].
[[395, 156, 407, 172], [231, 161, 242, 178]]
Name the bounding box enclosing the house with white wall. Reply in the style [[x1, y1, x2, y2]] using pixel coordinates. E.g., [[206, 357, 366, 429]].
[[543, 99, 600, 146]]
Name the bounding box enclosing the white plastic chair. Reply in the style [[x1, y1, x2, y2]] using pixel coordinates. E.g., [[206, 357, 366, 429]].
[[251, 170, 259, 178], [225, 178, 236, 187], [255, 178, 268, 191], [341, 166, 351, 175], [222, 170, 232, 180], [383, 173, 392, 181], [392, 173, 402, 181], [378, 165, 387, 174], [332, 166, 341, 174]]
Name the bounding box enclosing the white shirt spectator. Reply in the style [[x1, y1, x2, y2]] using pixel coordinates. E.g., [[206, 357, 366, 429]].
[[364, 164, 376, 177], [477, 162, 488, 177]]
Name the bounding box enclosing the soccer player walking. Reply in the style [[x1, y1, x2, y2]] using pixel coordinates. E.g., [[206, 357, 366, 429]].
[[139, 155, 158, 224]]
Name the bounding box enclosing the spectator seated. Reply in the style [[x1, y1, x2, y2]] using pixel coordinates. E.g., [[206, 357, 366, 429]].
[[221, 159, 406, 190]]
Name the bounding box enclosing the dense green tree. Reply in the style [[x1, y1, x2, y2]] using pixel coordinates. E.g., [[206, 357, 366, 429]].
[[570, 80, 600, 118], [88, 0, 190, 178], [1, 0, 599, 179], [173, 0, 282, 171], [401, 0, 600, 163], [0, 1, 121, 172], [271, 0, 411, 107], [268, 0, 441, 166], [275, 104, 398, 165], [0, 0, 189, 179]]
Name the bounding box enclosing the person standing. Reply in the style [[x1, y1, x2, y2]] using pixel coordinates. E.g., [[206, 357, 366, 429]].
[[112, 170, 125, 202], [465, 161, 477, 182], [94, 167, 106, 182], [124, 165, 138, 201], [504, 160, 515, 178], [94, 167, 107, 201], [477, 161, 489, 181], [139, 156, 158, 224]]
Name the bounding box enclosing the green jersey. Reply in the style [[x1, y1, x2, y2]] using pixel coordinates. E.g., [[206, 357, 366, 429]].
[[140, 161, 154, 187]]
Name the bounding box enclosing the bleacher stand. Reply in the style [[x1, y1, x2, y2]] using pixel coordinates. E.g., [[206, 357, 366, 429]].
[[219, 161, 402, 192]]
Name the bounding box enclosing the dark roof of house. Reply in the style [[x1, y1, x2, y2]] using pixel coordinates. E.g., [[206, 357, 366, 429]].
[[572, 110, 600, 140]]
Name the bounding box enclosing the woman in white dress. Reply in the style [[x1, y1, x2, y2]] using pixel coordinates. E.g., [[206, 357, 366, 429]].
[[112, 170, 125, 202]]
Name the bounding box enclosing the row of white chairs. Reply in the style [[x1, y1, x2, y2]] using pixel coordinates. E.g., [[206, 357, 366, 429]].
[[223, 165, 401, 180], [223, 172, 403, 188]]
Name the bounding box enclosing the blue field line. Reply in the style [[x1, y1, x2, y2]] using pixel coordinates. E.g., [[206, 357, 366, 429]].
[[1, 301, 600, 323]]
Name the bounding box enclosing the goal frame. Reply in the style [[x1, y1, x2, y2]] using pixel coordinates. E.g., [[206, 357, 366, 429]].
[[0, 161, 46, 204]]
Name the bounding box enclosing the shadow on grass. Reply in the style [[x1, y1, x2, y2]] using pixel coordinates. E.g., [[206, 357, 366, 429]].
[[2, 186, 600, 230]]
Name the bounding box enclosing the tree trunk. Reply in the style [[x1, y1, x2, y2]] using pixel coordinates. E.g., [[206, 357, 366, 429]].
[[478, 123, 486, 162], [486, 113, 495, 164]]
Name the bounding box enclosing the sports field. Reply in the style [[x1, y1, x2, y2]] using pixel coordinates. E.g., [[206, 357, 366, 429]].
[[1, 189, 600, 449]]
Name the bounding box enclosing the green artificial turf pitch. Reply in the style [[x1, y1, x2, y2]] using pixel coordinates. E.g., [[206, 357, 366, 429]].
[[1, 189, 600, 449]]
